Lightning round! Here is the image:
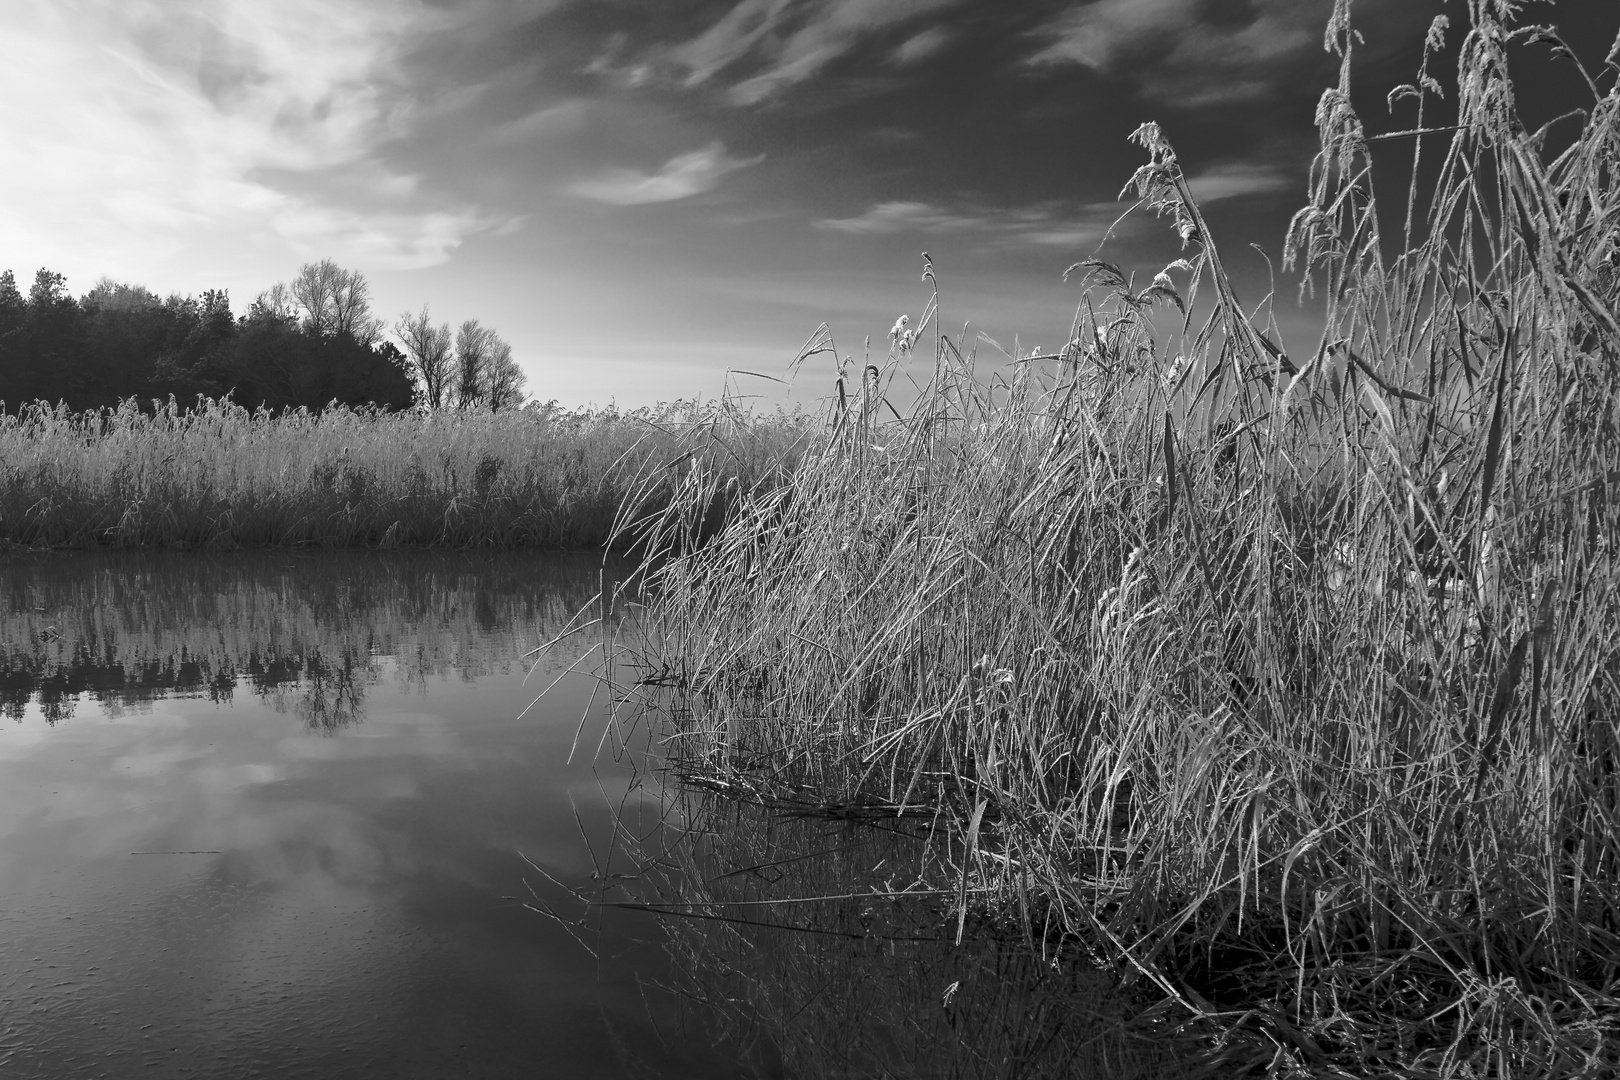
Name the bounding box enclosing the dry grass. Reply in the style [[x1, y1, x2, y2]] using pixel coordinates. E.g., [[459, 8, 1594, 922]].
[[0, 398, 810, 550], [603, 4, 1620, 1075]]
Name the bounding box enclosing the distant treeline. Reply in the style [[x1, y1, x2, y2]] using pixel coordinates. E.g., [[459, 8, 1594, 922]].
[[0, 258, 524, 414]]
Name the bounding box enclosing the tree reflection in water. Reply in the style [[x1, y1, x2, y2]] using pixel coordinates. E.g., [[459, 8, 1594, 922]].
[[0, 549, 608, 732], [273, 652, 369, 732]]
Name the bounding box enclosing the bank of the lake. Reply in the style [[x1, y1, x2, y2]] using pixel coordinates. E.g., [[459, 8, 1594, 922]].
[[0, 397, 808, 551]]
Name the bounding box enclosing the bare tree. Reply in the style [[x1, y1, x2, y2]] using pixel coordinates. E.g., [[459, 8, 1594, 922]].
[[394, 306, 455, 410], [331, 268, 383, 345], [290, 258, 382, 342], [454, 319, 493, 408], [482, 337, 526, 411], [249, 281, 299, 323], [289, 259, 341, 335]]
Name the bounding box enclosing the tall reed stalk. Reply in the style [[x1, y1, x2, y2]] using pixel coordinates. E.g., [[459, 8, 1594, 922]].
[[612, 3, 1620, 1074]]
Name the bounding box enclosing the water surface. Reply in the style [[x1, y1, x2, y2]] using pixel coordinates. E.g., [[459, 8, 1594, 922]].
[[0, 550, 736, 1079]]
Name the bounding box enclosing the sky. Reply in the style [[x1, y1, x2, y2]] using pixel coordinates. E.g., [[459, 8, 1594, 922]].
[[0, 0, 1611, 408]]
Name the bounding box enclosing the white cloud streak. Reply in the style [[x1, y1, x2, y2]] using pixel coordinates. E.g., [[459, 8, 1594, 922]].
[[487, 100, 592, 146], [669, 0, 965, 105], [568, 142, 764, 206], [816, 199, 1115, 250], [1183, 162, 1294, 204], [893, 26, 950, 65], [1028, 0, 1326, 106], [0, 0, 501, 280], [817, 201, 979, 235]]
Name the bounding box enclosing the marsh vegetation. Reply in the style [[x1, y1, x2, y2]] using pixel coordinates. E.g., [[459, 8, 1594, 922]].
[[4, 1, 1617, 1074], [0, 398, 807, 550], [592, 3, 1620, 1075]]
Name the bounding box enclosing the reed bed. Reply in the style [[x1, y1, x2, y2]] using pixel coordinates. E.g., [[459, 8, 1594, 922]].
[[607, 4, 1620, 1075], [0, 397, 809, 550]]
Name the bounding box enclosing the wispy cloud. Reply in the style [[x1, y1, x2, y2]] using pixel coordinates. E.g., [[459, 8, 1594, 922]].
[[0, 0, 503, 277], [817, 200, 980, 235], [568, 142, 765, 206], [893, 26, 951, 65], [667, 0, 965, 105], [1028, 0, 1327, 106], [1183, 162, 1295, 204], [487, 100, 591, 146], [669, 0, 795, 86], [274, 205, 496, 266], [817, 199, 1116, 250]]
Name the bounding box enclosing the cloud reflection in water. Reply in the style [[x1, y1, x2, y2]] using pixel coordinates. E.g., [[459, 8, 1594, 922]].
[[0, 549, 728, 1079]]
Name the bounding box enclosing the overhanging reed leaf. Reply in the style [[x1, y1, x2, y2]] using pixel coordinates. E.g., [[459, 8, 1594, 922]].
[[957, 796, 990, 946], [1162, 412, 1178, 523]]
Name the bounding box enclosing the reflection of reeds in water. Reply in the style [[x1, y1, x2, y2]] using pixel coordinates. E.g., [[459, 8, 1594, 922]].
[[592, 780, 1220, 1079], [0, 549, 608, 729]]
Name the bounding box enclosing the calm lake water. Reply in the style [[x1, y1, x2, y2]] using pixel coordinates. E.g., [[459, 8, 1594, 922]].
[[0, 550, 747, 1080], [0, 549, 1185, 1080]]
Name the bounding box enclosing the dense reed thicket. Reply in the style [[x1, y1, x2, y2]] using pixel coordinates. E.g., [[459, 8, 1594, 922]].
[[609, 3, 1620, 1075], [0, 398, 809, 550]]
